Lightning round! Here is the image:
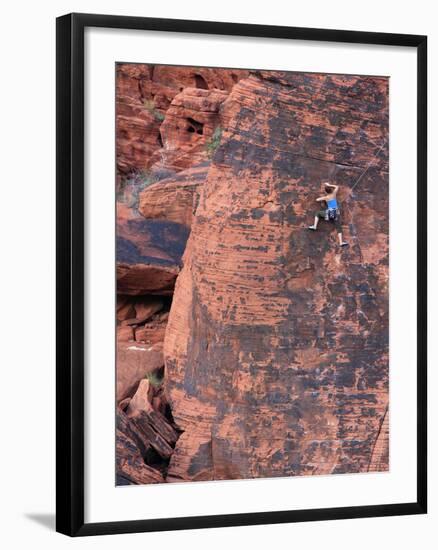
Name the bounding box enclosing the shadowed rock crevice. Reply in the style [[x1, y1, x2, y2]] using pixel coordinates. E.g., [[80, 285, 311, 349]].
[[195, 74, 209, 90], [186, 117, 204, 135]]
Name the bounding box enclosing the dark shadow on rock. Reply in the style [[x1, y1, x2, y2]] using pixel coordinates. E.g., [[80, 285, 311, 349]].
[[25, 513, 55, 531]]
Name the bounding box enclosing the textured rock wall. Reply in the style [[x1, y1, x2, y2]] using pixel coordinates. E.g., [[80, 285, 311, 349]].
[[138, 164, 208, 227], [116, 64, 248, 177], [156, 88, 228, 172], [164, 71, 389, 481], [116, 65, 250, 484], [116, 66, 249, 297]]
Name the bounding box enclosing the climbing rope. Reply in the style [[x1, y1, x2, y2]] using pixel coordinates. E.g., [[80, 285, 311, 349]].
[[310, 75, 387, 199], [348, 138, 387, 197], [342, 138, 387, 259]]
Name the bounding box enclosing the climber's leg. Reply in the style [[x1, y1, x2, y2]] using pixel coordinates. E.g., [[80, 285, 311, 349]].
[[335, 216, 348, 247], [308, 216, 319, 230], [308, 210, 325, 231], [338, 232, 348, 247]]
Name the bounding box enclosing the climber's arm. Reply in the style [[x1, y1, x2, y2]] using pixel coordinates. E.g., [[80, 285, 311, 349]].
[[325, 183, 339, 194], [316, 196, 326, 202]]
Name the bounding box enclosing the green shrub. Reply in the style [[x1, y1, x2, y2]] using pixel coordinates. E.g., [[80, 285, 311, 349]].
[[206, 126, 223, 158], [118, 170, 159, 210], [145, 369, 164, 388], [143, 99, 165, 122], [154, 110, 165, 122]]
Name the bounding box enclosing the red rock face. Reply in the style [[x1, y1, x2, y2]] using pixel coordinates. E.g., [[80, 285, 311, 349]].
[[164, 71, 389, 481], [116, 65, 248, 297], [116, 64, 163, 178], [156, 88, 229, 172], [116, 64, 248, 178], [116, 65, 389, 485], [115, 293, 170, 403], [117, 341, 164, 401], [117, 210, 188, 295], [116, 65, 254, 484], [138, 164, 208, 227]]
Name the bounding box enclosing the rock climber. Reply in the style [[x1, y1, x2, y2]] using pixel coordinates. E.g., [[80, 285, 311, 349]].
[[308, 182, 348, 247]]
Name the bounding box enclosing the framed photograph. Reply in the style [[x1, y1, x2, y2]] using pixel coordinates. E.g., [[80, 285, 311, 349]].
[[56, 13, 427, 536]]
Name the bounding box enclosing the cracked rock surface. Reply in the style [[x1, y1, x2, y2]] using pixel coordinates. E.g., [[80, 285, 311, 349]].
[[164, 71, 389, 481], [116, 66, 389, 484]]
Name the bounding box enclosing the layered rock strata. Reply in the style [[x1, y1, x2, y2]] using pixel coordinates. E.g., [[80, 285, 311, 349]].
[[116, 66, 389, 485], [164, 71, 389, 481], [116, 64, 248, 177], [139, 163, 208, 227]]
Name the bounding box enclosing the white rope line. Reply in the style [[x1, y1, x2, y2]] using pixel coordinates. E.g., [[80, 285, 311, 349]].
[[348, 138, 387, 196], [341, 138, 387, 259]]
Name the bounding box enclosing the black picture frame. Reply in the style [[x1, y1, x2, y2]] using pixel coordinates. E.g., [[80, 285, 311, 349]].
[[56, 12, 427, 537]]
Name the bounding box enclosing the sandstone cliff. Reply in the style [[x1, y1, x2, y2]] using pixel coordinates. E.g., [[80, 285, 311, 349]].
[[164, 71, 389, 481], [116, 66, 249, 483], [116, 66, 389, 485], [116, 64, 248, 178]]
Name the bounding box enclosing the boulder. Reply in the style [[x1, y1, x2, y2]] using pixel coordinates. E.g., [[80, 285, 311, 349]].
[[156, 88, 228, 171], [126, 378, 153, 416], [121, 297, 163, 325], [134, 297, 163, 321], [116, 407, 179, 484], [117, 217, 187, 295], [117, 262, 179, 296], [116, 296, 136, 321], [116, 429, 164, 485], [130, 411, 177, 460], [134, 323, 166, 346], [117, 408, 150, 459], [117, 325, 135, 342], [139, 164, 208, 227], [116, 342, 164, 402]]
